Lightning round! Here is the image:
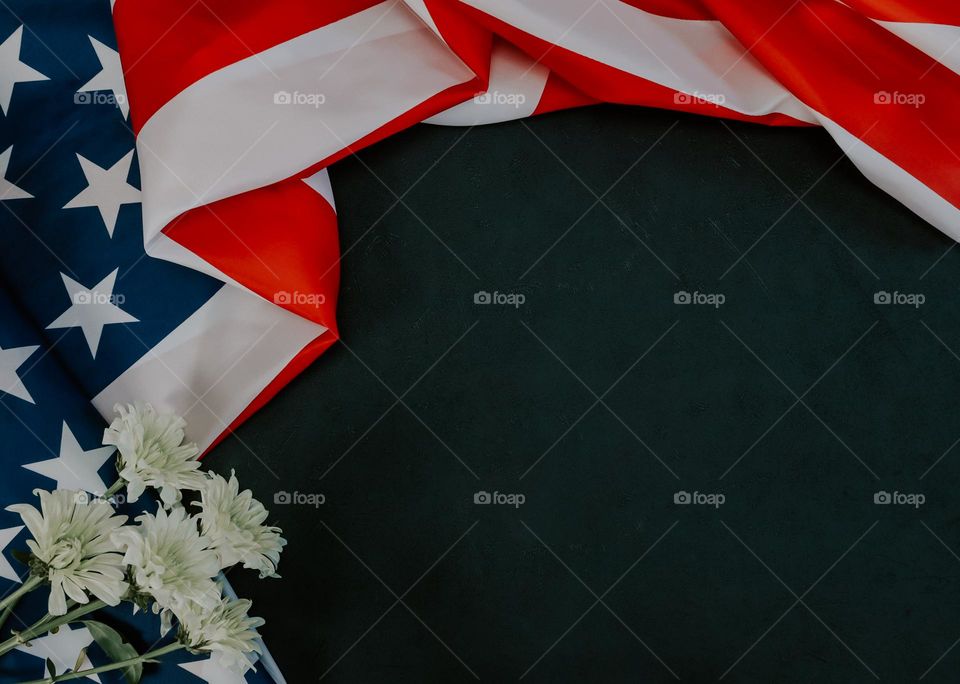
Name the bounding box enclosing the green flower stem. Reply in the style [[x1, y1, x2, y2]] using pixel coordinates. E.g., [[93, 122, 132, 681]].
[[0, 575, 42, 615], [19, 641, 185, 684], [0, 599, 105, 657], [0, 593, 22, 634], [103, 478, 125, 499]]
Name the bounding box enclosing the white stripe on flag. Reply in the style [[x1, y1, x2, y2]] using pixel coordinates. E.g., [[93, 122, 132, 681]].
[[92, 285, 326, 451], [136, 0, 475, 244], [426, 39, 548, 125], [817, 114, 960, 241], [876, 20, 960, 74], [459, 0, 816, 122]]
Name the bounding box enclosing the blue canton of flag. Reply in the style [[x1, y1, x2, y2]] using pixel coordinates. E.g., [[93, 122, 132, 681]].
[[0, 1, 280, 682]]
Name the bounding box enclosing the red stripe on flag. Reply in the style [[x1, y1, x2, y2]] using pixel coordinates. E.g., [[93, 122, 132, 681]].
[[204, 328, 338, 454], [842, 0, 960, 25], [114, 0, 381, 131], [619, 0, 713, 21], [533, 71, 597, 116], [163, 178, 340, 329], [421, 0, 495, 81], [699, 0, 960, 209], [451, 1, 811, 126]]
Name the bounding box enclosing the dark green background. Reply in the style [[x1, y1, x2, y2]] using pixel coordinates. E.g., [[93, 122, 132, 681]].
[[212, 105, 960, 682]]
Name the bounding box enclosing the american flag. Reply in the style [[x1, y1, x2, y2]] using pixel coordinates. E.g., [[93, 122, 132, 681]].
[[0, 0, 291, 681], [2, 0, 959, 681]]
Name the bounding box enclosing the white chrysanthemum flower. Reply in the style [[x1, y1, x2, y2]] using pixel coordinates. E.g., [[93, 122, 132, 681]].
[[181, 596, 264, 674], [194, 471, 286, 578], [6, 489, 128, 615], [102, 402, 205, 506], [112, 505, 220, 625]]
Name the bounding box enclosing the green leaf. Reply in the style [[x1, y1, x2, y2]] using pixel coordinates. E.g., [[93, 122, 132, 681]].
[[73, 646, 88, 674], [45, 657, 56, 679], [82, 620, 142, 684], [10, 549, 30, 566]]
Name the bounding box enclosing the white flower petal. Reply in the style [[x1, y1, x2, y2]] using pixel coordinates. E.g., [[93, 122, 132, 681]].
[[7, 490, 128, 616]]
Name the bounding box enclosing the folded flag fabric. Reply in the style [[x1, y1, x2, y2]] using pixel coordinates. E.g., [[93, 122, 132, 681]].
[[2, 0, 959, 680], [106, 0, 960, 447]]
